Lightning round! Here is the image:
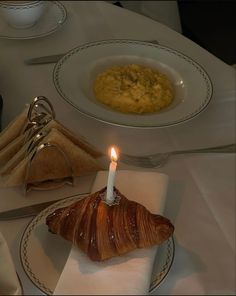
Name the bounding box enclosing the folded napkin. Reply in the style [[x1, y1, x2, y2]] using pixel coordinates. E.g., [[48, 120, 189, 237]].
[[0, 128, 101, 188], [0, 107, 28, 151], [0, 98, 102, 191], [54, 170, 169, 295], [0, 232, 22, 295]]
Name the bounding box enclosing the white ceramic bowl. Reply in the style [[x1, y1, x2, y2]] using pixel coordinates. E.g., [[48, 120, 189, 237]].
[[0, 1, 46, 29]]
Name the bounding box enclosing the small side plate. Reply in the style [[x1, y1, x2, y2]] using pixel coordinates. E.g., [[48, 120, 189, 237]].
[[20, 195, 175, 294]]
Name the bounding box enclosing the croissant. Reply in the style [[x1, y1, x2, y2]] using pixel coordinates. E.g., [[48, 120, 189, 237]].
[[46, 187, 174, 261]]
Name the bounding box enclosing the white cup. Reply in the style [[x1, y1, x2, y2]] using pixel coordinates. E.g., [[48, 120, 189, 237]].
[[0, 1, 46, 29]]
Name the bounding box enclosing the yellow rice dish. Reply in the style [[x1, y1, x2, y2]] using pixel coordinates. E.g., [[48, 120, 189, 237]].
[[93, 64, 174, 114]]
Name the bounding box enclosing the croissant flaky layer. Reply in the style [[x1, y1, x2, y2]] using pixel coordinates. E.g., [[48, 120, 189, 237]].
[[46, 187, 174, 261]]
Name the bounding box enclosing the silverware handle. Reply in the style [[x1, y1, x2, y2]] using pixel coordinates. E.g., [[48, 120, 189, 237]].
[[173, 144, 236, 155]]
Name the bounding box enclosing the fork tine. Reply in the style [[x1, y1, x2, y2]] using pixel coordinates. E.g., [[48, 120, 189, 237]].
[[120, 154, 155, 168], [120, 155, 148, 163], [121, 154, 150, 162], [122, 161, 155, 168], [121, 153, 149, 160]]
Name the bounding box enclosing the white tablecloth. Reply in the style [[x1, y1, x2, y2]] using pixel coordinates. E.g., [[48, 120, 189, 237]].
[[0, 1, 235, 295]]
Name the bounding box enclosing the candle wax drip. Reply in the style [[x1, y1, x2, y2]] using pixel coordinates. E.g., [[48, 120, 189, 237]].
[[100, 188, 121, 206]]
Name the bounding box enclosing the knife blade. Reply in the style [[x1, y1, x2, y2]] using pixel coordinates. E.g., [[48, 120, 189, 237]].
[[24, 53, 64, 65], [24, 40, 159, 65], [0, 192, 89, 220]]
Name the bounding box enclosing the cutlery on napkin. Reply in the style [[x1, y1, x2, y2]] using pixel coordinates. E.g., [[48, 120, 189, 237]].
[[0, 232, 22, 295], [53, 170, 169, 295]]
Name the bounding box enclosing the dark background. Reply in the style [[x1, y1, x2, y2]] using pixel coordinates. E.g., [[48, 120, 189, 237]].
[[178, 0, 236, 65], [114, 0, 236, 65]]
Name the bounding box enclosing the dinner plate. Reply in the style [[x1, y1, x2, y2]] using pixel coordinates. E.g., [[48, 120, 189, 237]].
[[0, 1, 67, 40], [20, 195, 175, 294], [53, 39, 213, 128]]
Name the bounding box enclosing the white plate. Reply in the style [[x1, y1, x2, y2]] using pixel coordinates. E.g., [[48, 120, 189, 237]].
[[20, 195, 175, 294], [0, 1, 67, 39], [53, 39, 213, 128]]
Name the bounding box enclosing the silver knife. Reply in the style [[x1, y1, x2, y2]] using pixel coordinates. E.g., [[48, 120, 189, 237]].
[[0, 192, 89, 220], [24, 40, 159, 65], [25, 54, 64, 65]]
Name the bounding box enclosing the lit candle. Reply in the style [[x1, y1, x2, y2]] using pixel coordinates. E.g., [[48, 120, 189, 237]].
[[106, 147, 118, 204]]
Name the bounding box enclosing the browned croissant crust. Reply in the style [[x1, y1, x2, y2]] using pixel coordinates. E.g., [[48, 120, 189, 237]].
[[46, 187, 174, 261]]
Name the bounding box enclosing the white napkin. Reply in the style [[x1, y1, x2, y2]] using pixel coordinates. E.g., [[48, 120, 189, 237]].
[[0, 232, 22, 295], [54, 170, 169, 295]]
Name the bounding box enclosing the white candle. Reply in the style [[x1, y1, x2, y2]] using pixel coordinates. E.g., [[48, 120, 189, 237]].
[[106, 147, 118, 204]]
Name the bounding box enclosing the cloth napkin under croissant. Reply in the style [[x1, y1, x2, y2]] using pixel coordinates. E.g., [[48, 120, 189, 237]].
[[53, 170, 170, 295]]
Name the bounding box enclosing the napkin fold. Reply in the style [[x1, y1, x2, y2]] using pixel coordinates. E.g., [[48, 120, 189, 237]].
[[54, 170, 169, 295], [0, 107, 28, 151], [0, 99, 102, 190], [0, 128, 101, 188], [0, 232, 22, 296]]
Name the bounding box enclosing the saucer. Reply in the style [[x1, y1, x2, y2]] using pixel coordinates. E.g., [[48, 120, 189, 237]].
[[0, 1, 67, 39]]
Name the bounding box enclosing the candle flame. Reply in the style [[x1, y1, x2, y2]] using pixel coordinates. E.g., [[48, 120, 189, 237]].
[[110, 147, 118, 162]]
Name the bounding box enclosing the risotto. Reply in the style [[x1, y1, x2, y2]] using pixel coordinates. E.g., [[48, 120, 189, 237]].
[[93, 64, 174, 114]]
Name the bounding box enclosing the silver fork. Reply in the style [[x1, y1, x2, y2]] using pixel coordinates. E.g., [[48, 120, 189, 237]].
[[120, 143, 236, 168]]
